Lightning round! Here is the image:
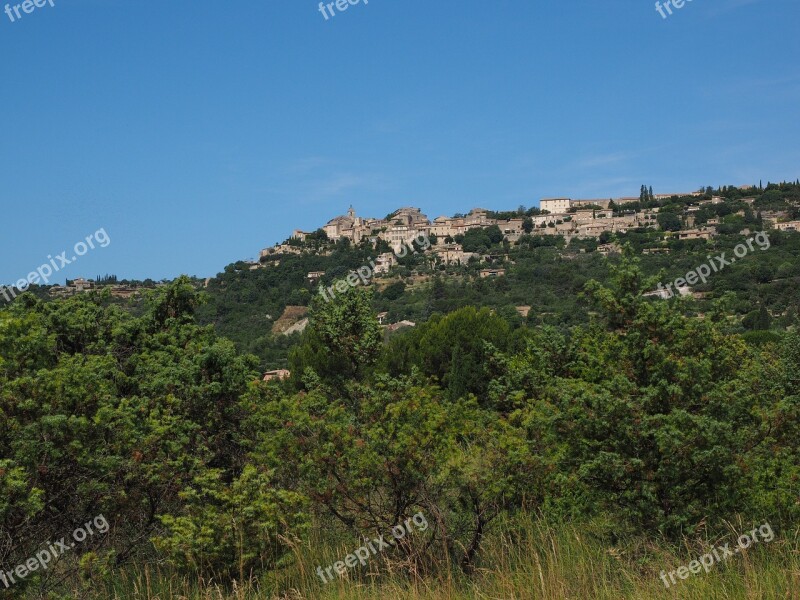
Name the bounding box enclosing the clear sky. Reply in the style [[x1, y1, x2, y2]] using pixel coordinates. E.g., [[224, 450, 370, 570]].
[[1, 0, 798, 284]]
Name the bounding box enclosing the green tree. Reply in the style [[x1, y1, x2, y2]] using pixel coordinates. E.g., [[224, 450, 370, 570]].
[[485, 224, 504, 245], [248, 373, 538, 574], [565, 255, 757, 534], [0, 281, 301, 589], [461, 229, 491, 253], [522, 217, 533, 233], [289, 287, 382, 386], [656, 212, 682, 232], [381, 306, 512, 402], [743, 304, 771, 331]]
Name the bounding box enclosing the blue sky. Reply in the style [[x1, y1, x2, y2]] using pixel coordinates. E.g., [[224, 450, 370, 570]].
[[1, 0, 798, 284]]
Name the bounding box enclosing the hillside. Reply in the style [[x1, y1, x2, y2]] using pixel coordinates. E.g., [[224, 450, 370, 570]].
[[2, 238, 798, 599], [197, 182, 800, 370]]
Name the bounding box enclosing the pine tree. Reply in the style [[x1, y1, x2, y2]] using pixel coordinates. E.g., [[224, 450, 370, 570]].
[[756, 305, 771, 330]]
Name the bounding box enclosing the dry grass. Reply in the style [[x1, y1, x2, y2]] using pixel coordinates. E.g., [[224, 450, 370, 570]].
[[62, 516, 800, 600]]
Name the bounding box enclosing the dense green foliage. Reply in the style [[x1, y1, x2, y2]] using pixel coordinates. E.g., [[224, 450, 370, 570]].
[[190, 183, 800, 371], [1, 246, 798, 597], [0, 280, 304, 592], [1, 182, 799, 597]]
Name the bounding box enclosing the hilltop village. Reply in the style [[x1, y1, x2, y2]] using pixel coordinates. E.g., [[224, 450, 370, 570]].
[[16, 185, 798, 306], [257, 187, 800, 268]]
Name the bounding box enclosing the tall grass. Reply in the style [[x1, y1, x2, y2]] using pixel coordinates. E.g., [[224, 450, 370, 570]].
[[55, 514, 800, 599]]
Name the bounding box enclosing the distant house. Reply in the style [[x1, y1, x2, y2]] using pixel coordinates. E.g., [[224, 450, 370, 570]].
[[578, 223, 613, 237], [760, 210, 790, 228], [48, 285, 70, 298], [263, 369, 291, 382], [672, 227, 717, 241], [430, 216, 456, 238], [597, 243, 621, 256], [261, 244, 303, 259], [307, 271, 326, 283], [373, 253, 396, 275], [70, 278, 94, 292], [479, 268, 505, 278], [540, 198, 571, 214], [572, 199, 613, 209], [571, 209, 599, 223], [775, 220, 800, 232], [434, 245, 477, 266], [515, 305, 531, 318], [109, 286, 139, 299], [653, 192, 702, 200], [644, 285, 691, 299], [502, 218, 524, 236], [386, 320, 416, 332]]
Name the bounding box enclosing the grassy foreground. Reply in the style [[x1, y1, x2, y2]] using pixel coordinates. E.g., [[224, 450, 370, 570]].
[[81, 515, 799, 600]]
